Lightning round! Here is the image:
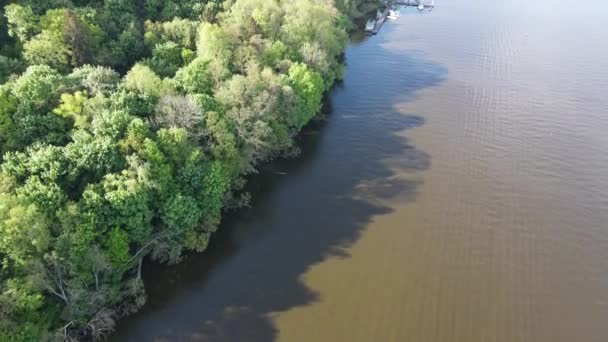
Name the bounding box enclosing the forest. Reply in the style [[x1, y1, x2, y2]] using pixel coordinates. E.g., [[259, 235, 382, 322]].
[[0, 0, 376, 340]]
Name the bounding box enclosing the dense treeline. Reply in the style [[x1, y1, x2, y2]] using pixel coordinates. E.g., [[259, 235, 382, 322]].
[[0, 0, 376, 340]]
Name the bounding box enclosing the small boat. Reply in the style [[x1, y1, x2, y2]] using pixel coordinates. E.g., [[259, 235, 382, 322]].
[[365, 19, 375, 32], [387, 9, 401, 20], [418, 1, 425, 10]]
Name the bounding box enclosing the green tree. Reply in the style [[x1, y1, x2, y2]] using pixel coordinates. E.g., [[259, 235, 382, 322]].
[[4, 4, 37, 43], [16, 176, 66, 216], [174, 57, 214, 94], [0, 56, 23, 84], [115, 64, 163, 117], [22, 9, 97, 72], [161, 193, 202, 232], [287, 62, 324, 129], [101, 160, 153, 244], [124, 64, 162, 98], [5, 65, 69, 148], [143, 41, 184, 77], [226, 0, 283, 39], [104, 227, 130, 267], [0, 0, 355, 338], [196, 22, 232, 71], [53, 91, 90, 130], [69, 65, 120, 96], [62, 10, 94, 68], [12, 65, 62, 110], [0, 84, 18, 153], [0, 195, 51, 266]]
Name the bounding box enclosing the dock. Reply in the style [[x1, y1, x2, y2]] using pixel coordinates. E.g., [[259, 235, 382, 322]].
[[367, 1, 435, 35], [370, 7, 390, 35], [393, 0, 435, 8]]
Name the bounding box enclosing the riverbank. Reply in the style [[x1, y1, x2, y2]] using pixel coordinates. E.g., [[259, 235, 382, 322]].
[[113, 1, 608, 341], [0, 1, 381, 340]]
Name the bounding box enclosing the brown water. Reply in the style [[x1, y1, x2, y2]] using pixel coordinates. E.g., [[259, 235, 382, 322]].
[[113, 0, 608, 341]]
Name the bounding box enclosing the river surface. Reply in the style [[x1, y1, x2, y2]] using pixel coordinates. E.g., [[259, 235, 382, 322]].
[[113, 0, 608, 341]]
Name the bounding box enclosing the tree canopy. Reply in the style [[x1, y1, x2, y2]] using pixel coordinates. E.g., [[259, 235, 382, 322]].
[[0, 0, 377, 339]]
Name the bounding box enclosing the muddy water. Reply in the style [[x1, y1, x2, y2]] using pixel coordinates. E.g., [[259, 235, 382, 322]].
[[113, 0, 608, 341]]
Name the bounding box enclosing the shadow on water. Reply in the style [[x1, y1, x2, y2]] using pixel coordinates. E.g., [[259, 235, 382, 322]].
[[112, 28, 447, 341]]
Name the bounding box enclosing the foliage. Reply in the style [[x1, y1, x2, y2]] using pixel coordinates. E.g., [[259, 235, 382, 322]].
[[287, 63, 325, 129], [0, 56, 23, 83], [69, 65, 121, 96], [142, 41, 184, 77], [174, 57, 214, 94], [0, 0, 375, 338]]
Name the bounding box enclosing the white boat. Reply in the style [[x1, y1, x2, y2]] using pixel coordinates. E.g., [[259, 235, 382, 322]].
[[365, 19, 375, 32], [418, 1, 425, 10], [387, 9, 401, 20]]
